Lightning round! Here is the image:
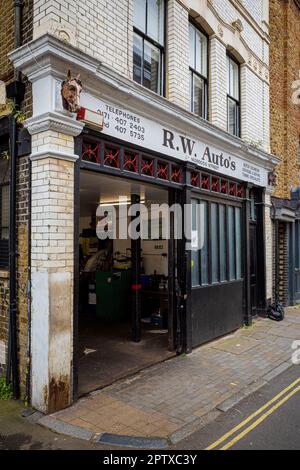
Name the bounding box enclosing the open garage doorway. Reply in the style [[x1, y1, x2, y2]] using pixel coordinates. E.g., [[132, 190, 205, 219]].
[[77, 170, 176, 396]]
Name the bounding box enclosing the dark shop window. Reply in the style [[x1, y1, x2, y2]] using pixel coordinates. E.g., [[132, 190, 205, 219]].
[[227, 54, 240, 137], [191, 198, 242, 287], [249, 189, 257, 221], [0, 158, 10, 270], [133, 0, 165, 95], [189, 21, 208, 119]]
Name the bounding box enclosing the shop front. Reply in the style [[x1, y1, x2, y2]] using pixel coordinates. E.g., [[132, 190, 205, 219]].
[[9, 35, 278, 411], [72, 89, 272, 393]]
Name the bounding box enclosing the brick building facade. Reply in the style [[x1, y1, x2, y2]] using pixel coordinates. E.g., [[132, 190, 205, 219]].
[[0, 0, 33, 397], [269, 0, 300, 306], [2, 0, 280, 413]]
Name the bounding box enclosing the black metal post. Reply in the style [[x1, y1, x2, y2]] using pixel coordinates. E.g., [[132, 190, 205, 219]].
[[14, 1, 23, 51], [168, 189, 175, 350], [243, 187, 252, 326], [5, 0, 24, 399], [177, 171, 192, 354], [131, 194, 141, 342], [6, 114, 19, 399]]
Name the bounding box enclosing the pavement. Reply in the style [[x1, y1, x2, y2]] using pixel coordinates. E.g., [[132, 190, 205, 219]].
[[33, 307, 300, 446], [0, 400, 97, 450]]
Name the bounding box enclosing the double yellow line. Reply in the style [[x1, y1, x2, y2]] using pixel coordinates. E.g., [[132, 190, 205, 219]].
[[206, 376, 300, 450]]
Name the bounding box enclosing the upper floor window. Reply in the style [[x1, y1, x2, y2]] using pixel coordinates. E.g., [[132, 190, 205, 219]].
[[189, 22, 208, 119], [133, 0, 165, 95], [227, 55, 240, 137]]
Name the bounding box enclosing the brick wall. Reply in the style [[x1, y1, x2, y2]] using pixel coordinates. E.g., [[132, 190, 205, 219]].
[[30, 131, 75, 412], [0, 0, 33, 116], [0, 272, 9, 375], [33, 0, 134, 80], [241, 0, 263, 25], [167, 0, 190, 110], [0, 0, 14, 84], [210, 36, 227, 131], [31, 131, 75, 275], [31, 1, 270, 149], [270, 0, 300, 200], [0, 1, 33, 395], [16, 156, 30, 395]]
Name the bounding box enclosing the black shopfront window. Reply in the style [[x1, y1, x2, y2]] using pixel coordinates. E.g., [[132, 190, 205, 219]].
[[133, 0, 165, 95], [227, 55, 240, 137], [191, 198, 242, 287], [189, 21, 208, 119], [0, 158, 9, 270]]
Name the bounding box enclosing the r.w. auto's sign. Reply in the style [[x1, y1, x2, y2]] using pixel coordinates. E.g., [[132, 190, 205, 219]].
[[79, 91, 268, 187]]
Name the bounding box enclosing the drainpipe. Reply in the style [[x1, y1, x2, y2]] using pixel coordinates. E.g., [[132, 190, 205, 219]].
[[6, 0, 24, 399]]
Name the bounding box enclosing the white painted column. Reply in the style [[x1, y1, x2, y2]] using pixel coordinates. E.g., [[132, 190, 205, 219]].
[[27, 118, 83, 414], [210, 35, 227, 131]]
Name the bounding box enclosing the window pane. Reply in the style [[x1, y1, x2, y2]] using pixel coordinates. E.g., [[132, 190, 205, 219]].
[[189, 23, 195, 68], [1, 185, 9, 240], [192, 73, 205, 117], [227, 55, 230, 95], [228, 206, 236, 280], [147, 0, 165, 45], [249, 191, 257, 221], [211, 203, 219, 283], [191, 199, 200, 286], [219, 204, 227, 281], [228, 97, 238, 136], [195, 29, 207, 77], [143, 40, 161, 93], [227, 56, 239, 100], [133, 33, 143, 85], [200, 201, 209, 285], [231, 60, 239, 100], [133, 0, 146, 33], [235, 207, 242, 279]]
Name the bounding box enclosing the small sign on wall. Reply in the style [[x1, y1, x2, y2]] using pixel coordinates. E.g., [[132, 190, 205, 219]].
[[77, 107, 104, 131]]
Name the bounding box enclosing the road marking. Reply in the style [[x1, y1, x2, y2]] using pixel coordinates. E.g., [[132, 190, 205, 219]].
[[206, 376, 300, 450], [220, 384, 300, 450]]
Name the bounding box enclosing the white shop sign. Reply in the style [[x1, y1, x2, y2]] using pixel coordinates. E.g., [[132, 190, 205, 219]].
[[80, 92, 268, 187]]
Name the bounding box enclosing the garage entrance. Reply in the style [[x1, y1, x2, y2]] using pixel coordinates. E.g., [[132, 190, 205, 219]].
[[77, 170, 176, 396]]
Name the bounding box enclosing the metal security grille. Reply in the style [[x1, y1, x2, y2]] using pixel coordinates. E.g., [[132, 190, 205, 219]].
[[81, 136, 184, 189]]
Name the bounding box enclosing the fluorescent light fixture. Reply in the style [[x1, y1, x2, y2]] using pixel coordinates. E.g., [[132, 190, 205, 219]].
[[99, 199, 145, 207]]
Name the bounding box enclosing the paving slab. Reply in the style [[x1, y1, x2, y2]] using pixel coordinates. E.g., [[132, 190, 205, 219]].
[[39, 309, 300, 446]]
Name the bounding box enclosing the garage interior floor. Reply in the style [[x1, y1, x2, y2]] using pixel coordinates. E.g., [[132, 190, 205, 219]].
[[78, 314, 175, 396]]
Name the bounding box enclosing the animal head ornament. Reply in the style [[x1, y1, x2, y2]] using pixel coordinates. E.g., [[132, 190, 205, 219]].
[[61, 70, 82, 113]]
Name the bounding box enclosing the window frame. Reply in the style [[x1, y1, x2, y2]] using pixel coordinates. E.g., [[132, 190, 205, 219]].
[[191, 193, 243, 288], [133, 0, 166, 96], [227, 53, 241, 137], [189, 19, 209, 120]]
